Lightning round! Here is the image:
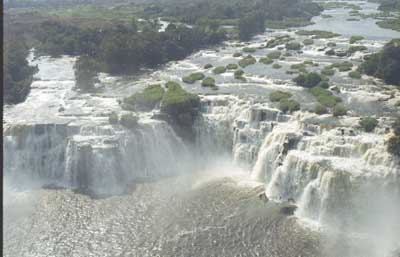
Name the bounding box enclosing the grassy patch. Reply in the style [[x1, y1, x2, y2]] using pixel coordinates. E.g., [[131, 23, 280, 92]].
[[303, 38, 314, 45], [348, 45, 367, 54], [239, 55, 257, 68], [204, 64, 213, 69], [272, 63, 282, 69], [286, 42, 303, 50], [259, 57, 274, 64], [182, 72, 205, 84], [376, 18, 400, 32], [293, 72, 323, 88], [201, 77, 217, 88], [350, 36, 364, 44], [267, 51, 282, 59], [279, 99, 300, 113], [314, 104, 328, 114], [359, 117, 378, 132], [265, 17, 314, 29], [226, 63, 239, 70], [349, 70, 362, 79], [333, 104, 348, 117], [213, 66, 227, 74], [242, 47, 256, 53], [162, 81, 200, 107], [269, 90, 292, 102], [123, 84, 165, 111], [296, 30, 340, 39]]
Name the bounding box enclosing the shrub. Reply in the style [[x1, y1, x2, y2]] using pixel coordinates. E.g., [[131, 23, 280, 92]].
[[314, 104, 328, 114], [234, 69, 245, 80], [204, 64, 213, 69], [202, 77, 217, 87], [243, 47, 256, 53], [161, 82, 200, 109], [295, 30, 340, 39], [259, 57, 273, 64], [279, 99, 300, 113], [332, 61, 353, 72], [333, 104, 347, 117], [272, 63, 282, 69], [269, 90, 292, 102], [108, 112, 119, 124], [182, 72, 205, 84], [120, 113, 139, 129], [359, 117, 378, 132], [350, 36, 364, 44], [317, 81, 330, 89], [321, 67, 335, 76], [213, 66, 227, 74], [226, 63, 238, 70], [348, 45, 367, 54], [293, 72, 323, 88], [303, 39, 314, 45], [387, 135, 400, 156], [239, 55, 257, 68], [123, 84, 165, 111], [349, 71, 362, 79], [286, 42, 302, 50], [267, 51, 282, 59], [233, 52, 242, 57]]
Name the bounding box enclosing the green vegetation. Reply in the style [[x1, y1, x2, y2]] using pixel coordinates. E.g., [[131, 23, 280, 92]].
[[387, 118, 400, 156], [285, 42, 303, 50], [327, 42, 337, 47], [359, 117, 379, 132], [4, 41, 38, 104], [320, 2, 361, 11], [239, 55, 257, 68], [233, 52, 242, 57], [108, 112, 119, 125], [266, 35, 293, 48], [350, 36, 364, 44], [314, 104, 328, 114], [279, 99, 300, 113], [204, 64, 213, 69], [360, 39, 400, 86], [226, 63, 238, 70], [161, 81, 200, 108], [332, 104, 348, 117], [348, 45, 368, 54], [330, 61, 354, 72], [272, 63, 282, 69], [120, 113, 139, 129], [349, 71, 362, 79], [201, 77, 217, 88], [74, 55, 99, 92], [377, 18, 400, 32], [213, 66, 227, 74], [259, 57, 274, 65], [303, 38, 314, 45], [242, 47, 256, 53], [293, 72, 323, 88], [310, 86, 342, 108], [234, 69, 246, 80], [295, 30, 340, 39], [269, 91, 292, 102], [182, 72, 205, 84], [267, 51, 282, 59], [265, 17, 314, 29], [123, 84, 165, 111]]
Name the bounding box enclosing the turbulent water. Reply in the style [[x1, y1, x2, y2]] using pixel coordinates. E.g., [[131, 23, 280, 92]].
[[3, 1, 400, 257]]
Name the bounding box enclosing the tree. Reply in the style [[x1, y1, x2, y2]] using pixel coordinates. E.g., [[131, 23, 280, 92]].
[[74, 55, 99, 92]]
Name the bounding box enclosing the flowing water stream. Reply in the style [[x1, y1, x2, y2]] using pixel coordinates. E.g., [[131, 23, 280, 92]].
[[3, 1, 400, 257]]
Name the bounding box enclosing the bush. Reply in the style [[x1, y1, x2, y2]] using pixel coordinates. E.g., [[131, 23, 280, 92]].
[[387, 135, 400, 156], [348, 45, 367, 54], [239, 55, 257, 68], [161, 81, 200, 109], [259, 57, 273, 64], [286, 42, 302, 50], [310, 86, 342, 107], [213, 66, 227, 74], [272, 63, 282, 69], [321, 67, 335, 76], [243, 47, 256, 53], [204, 64, 213, 69], [349, 71, 362, 79], [293, 72, 323, 88], [123, 84, 165, 111], [333, 104, 347, 117], [234, 69, 245, 80], [314, 104, 328, 114], [267, 51, 282, 59], [120, 113, 139, 129], [350, 35, 364, 44], [226, 63, 238, 70], [108, 112, 119, 124], [182, 72, 205, 84], [269, 90, 292, 102], [295, 30, 340, 39], [233, 52, 242, 57], [331, 61, 353, 72], [202, 77, 216, 87], [303, 38, 314, 45], [279, 99, 300, 113], [317, 81, 330, 89], [359, 117, 378, 132]]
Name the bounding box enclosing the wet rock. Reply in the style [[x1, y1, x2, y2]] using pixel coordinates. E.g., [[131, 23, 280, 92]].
[[280, 204, 297, 215], [258, 192, 269, 203]]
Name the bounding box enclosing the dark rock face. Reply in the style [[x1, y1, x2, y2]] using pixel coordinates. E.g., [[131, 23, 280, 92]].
[[280, 204, 297, 215]]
